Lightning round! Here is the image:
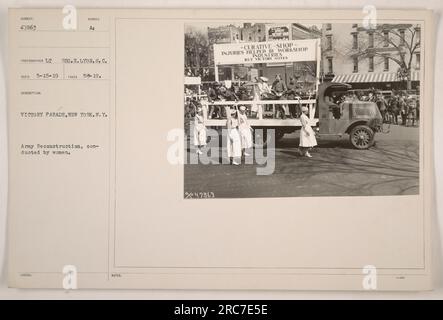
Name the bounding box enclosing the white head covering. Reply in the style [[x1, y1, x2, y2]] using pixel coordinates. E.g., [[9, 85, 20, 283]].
[[260, 76, 268, 82], [301, 106, 309, 112], [239, 105, 246, 111]]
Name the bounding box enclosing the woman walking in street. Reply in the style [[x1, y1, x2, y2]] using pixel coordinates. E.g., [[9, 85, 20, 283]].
[[227, 108, 242, 165], [299, 106, 317, 158], [238, 105, 253, 157], [193, 107, 207, 155]]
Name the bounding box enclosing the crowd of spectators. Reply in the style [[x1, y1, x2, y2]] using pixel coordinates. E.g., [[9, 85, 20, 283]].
[[325, 88, 420, 126]]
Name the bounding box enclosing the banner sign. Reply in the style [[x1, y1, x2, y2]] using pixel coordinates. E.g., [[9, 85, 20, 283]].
[[213, 39, 318, 65]]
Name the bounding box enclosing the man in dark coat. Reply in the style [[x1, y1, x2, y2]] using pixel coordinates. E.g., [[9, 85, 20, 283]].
[[375, 93, 387, 123], [389, 96, 399, 125], [207, 82, 221, 119], [286, 76, 300, 118], [399, 96, 407, 126], [271, 74, 287, 119], [218, 84, 238, 118]]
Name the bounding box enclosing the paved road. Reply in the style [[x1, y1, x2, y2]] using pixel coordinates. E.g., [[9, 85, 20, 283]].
[[184, 124, 420, 198]]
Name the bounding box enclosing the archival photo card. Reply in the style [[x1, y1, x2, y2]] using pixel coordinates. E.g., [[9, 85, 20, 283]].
[[7, 8, 434, 291]]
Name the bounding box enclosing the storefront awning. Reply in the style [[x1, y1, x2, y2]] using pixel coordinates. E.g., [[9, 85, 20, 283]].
[[332, 71, 420, 83]]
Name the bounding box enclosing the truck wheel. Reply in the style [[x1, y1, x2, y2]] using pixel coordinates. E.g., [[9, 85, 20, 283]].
[[350, 125, 374, 149]]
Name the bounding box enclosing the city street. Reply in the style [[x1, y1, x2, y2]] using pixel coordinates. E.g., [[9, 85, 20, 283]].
[[184, 124, 420, 198]]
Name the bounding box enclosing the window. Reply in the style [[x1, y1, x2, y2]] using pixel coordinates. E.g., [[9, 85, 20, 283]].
[[383, 31, 389, 47], [353, 57, 358, 73], [352, 33, 358, 49], [416, 53, 421, 69], [368, 32, 374, 48], [326, 35, 332, 50], [327, 57, 333, 73], [399, 29, 405, 46], [416, 27, 421, 44], [384, 56, 389, 71], [326, 23, 332, 30], [368, 56, 374, 72]]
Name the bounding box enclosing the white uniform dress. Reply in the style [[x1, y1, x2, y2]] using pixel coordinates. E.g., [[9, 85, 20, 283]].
[[238, 113, 253, 149], [193, 114, 206, 146], [299, 113, 317, 147], [227, 117, 241, 158]]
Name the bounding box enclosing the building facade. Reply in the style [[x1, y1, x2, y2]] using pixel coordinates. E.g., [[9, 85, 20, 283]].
[[322, 23, 421, 90]]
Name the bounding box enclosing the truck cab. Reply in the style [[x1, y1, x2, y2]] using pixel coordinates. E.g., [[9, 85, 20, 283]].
[[317, 82, 383, 149]]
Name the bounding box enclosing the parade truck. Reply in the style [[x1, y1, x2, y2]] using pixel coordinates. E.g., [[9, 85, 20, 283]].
[[203, 38, 383, 149]]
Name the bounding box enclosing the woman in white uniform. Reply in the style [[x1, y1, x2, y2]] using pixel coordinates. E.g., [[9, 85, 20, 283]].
[[299, 106, 317, 157], [227, 108, 241, 165], [193, 107, 206, 155], [238, 105, 253, 157]]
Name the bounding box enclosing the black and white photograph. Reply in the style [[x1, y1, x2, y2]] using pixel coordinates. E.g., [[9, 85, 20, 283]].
[[184, 22, 422, 198]]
